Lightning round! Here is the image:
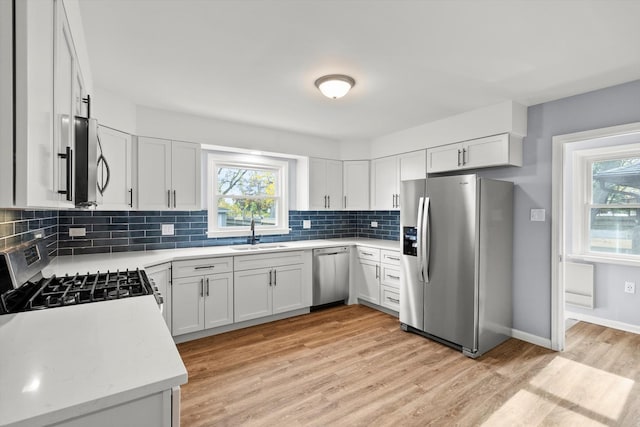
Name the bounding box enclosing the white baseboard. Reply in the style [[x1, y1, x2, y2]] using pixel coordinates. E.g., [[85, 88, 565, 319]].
[[565, 311, 640, 335], [511, 328, 552, 349]]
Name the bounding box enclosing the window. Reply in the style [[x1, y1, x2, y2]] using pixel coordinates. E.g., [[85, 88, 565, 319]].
[[573, 143, 640, 260], [207, 153, 289, 237]]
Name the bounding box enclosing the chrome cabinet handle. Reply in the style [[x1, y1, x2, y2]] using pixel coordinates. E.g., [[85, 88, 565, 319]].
[[206, 277, 210, 296], [327, 195, 330, 208], [167, 190, 171, 208], [173, 190, 177, 208], [200, 278, 204, 297], [457, 149, 462, 166], [388, 275, 400, 280], [129, 188, 133, 207], [396, 194, 400, 208], [194, 265, 215, 270], [387, 256, 400, 261], [375, 264, 379, 279], [362, 252, 374, 256], [344, 195, 347, 208], [388, 297, 400, 304], [462, 148, 467, 165], [269, 269, 272, 286], [273, 269, 277, 286]]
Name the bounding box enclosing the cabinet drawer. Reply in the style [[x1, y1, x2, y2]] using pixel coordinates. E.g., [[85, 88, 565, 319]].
[[173, 257, 233, 278], [234, 251, 305, 271], [380, 285, 400, 312], [381, 265, 400, 289], [357, 246, 380, 261], [381, 250, 400, 266]]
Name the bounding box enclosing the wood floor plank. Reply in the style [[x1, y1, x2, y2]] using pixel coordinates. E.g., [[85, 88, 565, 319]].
[[177, 305, 640, 426]]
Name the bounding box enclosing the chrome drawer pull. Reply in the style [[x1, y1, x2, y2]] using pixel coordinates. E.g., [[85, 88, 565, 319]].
[[388, 275, 400, 280], [387, 256, 400, 261], [388, 297, 399, 304], [194, 265, 216, 270]]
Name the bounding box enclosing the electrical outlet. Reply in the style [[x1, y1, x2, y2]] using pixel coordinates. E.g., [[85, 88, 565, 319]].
[[530, 209, 546, 222], [161, 224, 175, 236], [371, 221, 378, 228], [69, 227, 86, 237], [303, 220, 311, 229], [624, 281, 635, 294]]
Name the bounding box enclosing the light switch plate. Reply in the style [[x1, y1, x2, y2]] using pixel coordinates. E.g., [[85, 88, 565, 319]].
[[530, 209, 546, 222], [69, 227, 86, 237], [161, 224, 175, 236], [371, 221, 378, 228], [303, 220, 311, 229]]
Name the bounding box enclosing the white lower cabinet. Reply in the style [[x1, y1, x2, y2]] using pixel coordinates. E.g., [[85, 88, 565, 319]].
[[171, 257, 233, 336], [234, 251, 309, 323], [355, 247, 401, 312], [234, 264, 305, 323]]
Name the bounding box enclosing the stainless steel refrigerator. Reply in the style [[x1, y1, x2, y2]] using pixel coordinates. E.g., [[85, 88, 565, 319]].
[[400, 174, 513, 358]]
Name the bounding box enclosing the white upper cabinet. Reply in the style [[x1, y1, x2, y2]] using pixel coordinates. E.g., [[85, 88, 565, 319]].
[[371, 156, 400, 210], [137, 137, 201, 210], [7, 0, 88, 209], [427, 133, 523, 173], [343, 161, 369, 210], [97, 127, 133, 210], [309, 158, 343, 210], [399, 150, 426, 181]]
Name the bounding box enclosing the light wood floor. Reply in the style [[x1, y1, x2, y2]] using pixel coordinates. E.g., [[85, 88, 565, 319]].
[[177, 305, 640, 426]]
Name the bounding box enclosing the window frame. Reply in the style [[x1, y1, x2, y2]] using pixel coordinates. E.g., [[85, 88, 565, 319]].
[[572, 142, 640, 262], [207, 153, 289, 238]]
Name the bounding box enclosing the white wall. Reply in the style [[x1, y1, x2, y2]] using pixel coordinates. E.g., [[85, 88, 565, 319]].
[[136, 105, 341, 159], [369, 100, 527, 159], [339, 139, 372, 160], [93, 86, 137, 134]]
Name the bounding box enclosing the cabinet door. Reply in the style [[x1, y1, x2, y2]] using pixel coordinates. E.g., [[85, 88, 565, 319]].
[[343, 161, 369, 210], [171, 141, 201, 210], [371, 156, 399, 210], [234, 268, 271, 322], [146, 263, 172, 331], [97, 127, 132, 210], [325, 160, 343, 210], [427, 143, 461, 173], [357, 259, 380, 305], [138, 137, 172, 210], [308, 158, 328, 210], [172, 276, 205, 335], [54, 1, 75, 207], [204, 272, 234, 329], [399, 150, 426, 181], [272, 264, 305, 314], [463, 134, 511, 169]]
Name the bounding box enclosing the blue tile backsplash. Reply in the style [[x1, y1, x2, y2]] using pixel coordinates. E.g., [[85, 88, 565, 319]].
[[2, 209, 399, 256], [0, 209, 58, 256]]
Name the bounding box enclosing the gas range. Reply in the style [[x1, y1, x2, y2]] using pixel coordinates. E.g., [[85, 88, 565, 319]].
[[0, 239, 162, 314]]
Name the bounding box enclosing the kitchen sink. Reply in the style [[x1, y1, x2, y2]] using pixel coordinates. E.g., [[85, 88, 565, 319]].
[[229, 244, 288, 251]]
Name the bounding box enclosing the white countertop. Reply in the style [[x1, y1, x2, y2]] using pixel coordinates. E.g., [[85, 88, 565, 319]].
[[0, 296, 187, 427], [44, 238, 400, 276]]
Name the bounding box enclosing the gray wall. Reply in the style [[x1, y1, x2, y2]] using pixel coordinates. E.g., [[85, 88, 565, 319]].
[[478, 79, 640, 339]]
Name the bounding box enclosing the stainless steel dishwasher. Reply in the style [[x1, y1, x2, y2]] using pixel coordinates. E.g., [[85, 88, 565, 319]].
[[312, 246, 350, 307]]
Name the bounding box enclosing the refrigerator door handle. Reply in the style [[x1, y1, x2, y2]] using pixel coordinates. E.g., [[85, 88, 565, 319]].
[[417, 197, 425, 282], [423, 197, 431, 283]]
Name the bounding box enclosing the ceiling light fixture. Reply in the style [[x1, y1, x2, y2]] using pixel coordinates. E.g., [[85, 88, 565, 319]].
[[314, 74, 355, 99]]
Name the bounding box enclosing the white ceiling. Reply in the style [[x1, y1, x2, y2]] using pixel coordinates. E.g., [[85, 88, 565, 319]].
[[79, 0, 640, 141]]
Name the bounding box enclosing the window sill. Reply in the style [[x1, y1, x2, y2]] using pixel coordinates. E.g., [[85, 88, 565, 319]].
[[207, 228, 291, 238], [565, 253, 640, 267]]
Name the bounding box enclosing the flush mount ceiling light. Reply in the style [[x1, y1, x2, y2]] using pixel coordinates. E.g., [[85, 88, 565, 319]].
[[314, 74, 355, 99]]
